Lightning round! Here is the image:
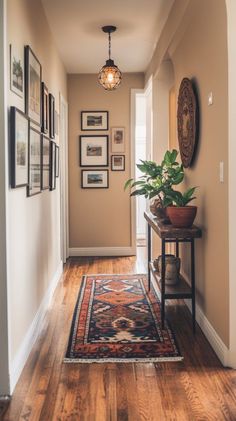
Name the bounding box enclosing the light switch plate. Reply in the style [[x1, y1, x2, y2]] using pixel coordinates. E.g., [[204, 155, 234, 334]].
[[208, 92, 213, 106]]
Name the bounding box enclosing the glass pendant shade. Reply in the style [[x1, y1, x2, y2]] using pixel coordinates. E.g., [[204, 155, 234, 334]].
[[98, 59, 122, 91], [98, 26, 122, 91]]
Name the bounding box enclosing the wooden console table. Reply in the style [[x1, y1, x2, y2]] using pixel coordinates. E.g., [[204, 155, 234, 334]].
[[144, 211, 202, 332]]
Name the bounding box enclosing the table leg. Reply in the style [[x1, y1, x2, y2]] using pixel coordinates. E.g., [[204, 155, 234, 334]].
[[161, 239, 166, 330], [191, 239, 196, 333], [176, 240, 179, 258], [148, 223, 151, 291]]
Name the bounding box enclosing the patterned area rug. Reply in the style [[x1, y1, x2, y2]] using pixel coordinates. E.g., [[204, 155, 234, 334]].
[[64, 274, 183, 363]]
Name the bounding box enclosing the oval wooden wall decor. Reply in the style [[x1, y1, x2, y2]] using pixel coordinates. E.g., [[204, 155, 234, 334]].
[[177, 78, 198, 168]]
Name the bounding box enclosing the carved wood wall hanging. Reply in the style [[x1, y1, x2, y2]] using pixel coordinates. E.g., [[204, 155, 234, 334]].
[[177, 78, 198, 168]]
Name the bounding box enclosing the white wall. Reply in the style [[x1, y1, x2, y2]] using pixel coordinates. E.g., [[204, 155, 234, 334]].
[[6, 0, 67, 392], [0, 0, 10, 395]]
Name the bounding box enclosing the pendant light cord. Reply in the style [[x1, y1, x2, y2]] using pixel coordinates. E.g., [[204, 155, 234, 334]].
[[108, 31, 111, 60]]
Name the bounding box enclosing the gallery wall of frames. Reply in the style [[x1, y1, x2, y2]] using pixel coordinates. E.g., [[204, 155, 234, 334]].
[[80, 111, 125, 189], [10, 44, 60, 196]]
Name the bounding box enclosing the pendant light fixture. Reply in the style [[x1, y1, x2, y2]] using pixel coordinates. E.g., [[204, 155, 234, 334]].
[[98, 26, 122, 91]]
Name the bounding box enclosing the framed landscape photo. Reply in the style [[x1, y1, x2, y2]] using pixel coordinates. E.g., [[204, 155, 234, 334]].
[[10, 107, 29, 188], [10, 44, 24, 99], [41, 136, 50, 190], [41, 82, 49, 134], [111, 127, 125, 153], [49, 93, 55, 139], [27, 127, 41, 197], [81, 170, 109, 189], [81, 111, 108, 131], [25, 45, 42, 126], [49, 140, 56, 190], [79, 135, 108, 167], [111, 155, 125, 171]]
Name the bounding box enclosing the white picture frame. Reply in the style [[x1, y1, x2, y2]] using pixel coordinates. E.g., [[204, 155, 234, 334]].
[[10, 44, 24, 99], [111, 127, 125, 153]]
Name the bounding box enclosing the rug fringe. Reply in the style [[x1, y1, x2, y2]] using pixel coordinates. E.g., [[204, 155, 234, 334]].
[[63, 356, 184, 363]]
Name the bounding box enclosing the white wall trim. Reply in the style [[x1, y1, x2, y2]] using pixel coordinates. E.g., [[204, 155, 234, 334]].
[[9, 260, 63, 393], [185, 299, 229, 366], [59, 94, 69, 263], [69, 247, 136, 257]]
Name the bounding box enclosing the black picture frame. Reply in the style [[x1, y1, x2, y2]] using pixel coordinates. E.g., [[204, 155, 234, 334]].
[[41, 136, 50, 190], [81, 111, 109, 131], [10, 106, 29, 188], [27, 126, 41, 197], [55, 144, 59, 178], [81, 170, 109, 189], [25, 45, 42, 126], [49, 93, 55, 139], [49, 140, 56, 190], [41, 82, 49, 134], [79, 135, 109, 167], [111, 155, 125, 171]]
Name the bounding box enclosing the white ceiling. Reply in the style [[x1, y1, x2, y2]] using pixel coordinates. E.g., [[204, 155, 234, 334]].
[[41, 0, 174, 74]]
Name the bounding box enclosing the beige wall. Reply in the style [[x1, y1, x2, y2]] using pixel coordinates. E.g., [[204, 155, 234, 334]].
[[68, 73, 144, 249], [147, 0, 229, 345], [7, 0, 67, 365]]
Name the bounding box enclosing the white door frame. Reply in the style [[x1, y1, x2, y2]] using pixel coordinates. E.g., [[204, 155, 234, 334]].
[[0, 0, 10, 395], [59, 94, 69, 263], [130, 88, 143, 252], [130, 77, 153, 251], [226, 0, 236, 368]]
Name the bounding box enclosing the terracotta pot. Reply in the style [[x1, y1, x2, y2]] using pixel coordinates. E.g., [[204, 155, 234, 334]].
[[167, 206, 197, 228]]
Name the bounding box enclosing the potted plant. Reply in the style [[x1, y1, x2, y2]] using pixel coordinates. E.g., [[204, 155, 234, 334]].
[[124, 149, 184, 219], [163, 187, 197, 228]]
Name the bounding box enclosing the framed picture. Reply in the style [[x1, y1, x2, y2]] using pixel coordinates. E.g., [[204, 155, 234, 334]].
[[111, 155, 125, 171], [81, 170, 109, 189], [10, 107, 29, 188], [111, 127, 125, 153], [49, 93, 55, 139], [81, 111, 108, 131], [10, 44, 24, 99], [49, 140, 56, 190], [55, 110, 59, 136], [41, 136, 50, 190], [27, 127, 41, 197], [79, 135, 108, 167], [41, 82, 49, 134], [55, 144, 59, 177], [25, 45, 42, 126]]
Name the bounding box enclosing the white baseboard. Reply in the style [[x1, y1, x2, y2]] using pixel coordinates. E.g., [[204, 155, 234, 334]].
[[9, 260, 63, 393], [69, 247, 136, 257], [185, 299, 229, 366]]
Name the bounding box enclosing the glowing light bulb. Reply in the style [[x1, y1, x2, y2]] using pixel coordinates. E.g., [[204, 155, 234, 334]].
[[107, 72, 114, 83]]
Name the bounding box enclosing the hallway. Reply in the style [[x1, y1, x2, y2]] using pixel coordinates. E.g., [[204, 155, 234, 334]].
[[2, 251, 236, 421]]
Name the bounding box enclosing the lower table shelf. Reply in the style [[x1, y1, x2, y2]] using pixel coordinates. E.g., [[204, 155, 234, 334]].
[[149, 262, 193, 299]]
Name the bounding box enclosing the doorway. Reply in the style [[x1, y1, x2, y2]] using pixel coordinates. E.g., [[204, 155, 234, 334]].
[[131, 78, 153, 251], [59, 94, 69, 264]]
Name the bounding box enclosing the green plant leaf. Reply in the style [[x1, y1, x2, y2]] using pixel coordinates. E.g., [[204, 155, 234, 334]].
[[124, 178, 134, 190]]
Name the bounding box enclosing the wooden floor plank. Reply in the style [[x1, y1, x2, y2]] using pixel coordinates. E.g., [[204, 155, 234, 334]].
[[2, 249, 236, 421]]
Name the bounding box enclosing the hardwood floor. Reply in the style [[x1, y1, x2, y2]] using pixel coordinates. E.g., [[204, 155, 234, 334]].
[[2, 250, 236, 421]]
